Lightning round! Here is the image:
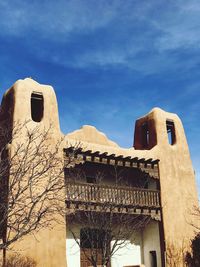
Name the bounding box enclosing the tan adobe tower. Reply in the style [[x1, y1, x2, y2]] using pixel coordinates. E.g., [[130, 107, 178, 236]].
[[0, 78, 198, 267], [134, 108, 199, 258], [0, 79, 66, 267]]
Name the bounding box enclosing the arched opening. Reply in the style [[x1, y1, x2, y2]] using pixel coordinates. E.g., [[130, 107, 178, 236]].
[[31, 92, 44, 122]]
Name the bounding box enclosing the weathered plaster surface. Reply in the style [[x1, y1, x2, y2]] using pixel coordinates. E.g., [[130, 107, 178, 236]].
[[0, 78, 198, 267]]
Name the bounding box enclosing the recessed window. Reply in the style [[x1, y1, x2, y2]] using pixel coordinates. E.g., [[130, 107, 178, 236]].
[[86, 176, 96, 184], [142, 122, 149, 148], [166, 120, 176, 145], [31, 92, 44, 122]]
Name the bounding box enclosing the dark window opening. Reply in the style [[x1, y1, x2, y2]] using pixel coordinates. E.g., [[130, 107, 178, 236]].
[[142, 122, 149, 148], [86, 176, 96, 184], [31, 92, 44, 122], [166, 120, 176, 145], [150, 250, 157, 267]]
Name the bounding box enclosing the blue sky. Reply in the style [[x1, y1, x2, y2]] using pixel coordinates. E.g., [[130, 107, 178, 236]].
[[0, 0, 199, 192]]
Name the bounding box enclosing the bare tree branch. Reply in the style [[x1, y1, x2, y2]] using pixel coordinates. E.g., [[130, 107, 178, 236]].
[[65, 167, 151, 267], [0, 121, 78, 253]]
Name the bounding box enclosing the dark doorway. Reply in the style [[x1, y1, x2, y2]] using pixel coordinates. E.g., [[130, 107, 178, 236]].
[[150, 250, 157, 267]]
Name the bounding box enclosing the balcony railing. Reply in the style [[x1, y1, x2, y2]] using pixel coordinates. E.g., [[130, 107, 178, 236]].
[[66, 182, 160, 208]]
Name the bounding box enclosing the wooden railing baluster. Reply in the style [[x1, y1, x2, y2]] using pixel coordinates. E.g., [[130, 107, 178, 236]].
[[65, 182, 160, 208]]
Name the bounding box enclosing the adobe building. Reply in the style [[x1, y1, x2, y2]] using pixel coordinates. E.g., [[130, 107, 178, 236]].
[[0, 78, 198, 267]]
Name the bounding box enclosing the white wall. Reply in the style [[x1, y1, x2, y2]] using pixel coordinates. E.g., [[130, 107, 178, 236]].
[[142, 221, 161, 267], [111, 234, 142, 267], [66, 226, 80, 267], [66, 222, 162, 267]]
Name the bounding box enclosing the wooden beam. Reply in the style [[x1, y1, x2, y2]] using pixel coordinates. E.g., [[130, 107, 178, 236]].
[[107, 153, 116, 158], [100, 152, 108, 157], [90, 151, 100, 156], [145, 158, 153, 163], [151, 159, 160, 164], [137, 158, 146, 163], [115, 155, 124, 160], [131, 157, 139, 161], [123, 156, 132, 160], [84, 150, 92, 154]]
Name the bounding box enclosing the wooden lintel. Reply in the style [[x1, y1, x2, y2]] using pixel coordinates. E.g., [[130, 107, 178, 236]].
[[66, 204, 161, 219]]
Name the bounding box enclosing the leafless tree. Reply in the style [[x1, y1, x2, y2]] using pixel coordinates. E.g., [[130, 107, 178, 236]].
[[183, 204, 200, 266], [0, 121, 79, 265], [165, 202, 200, 266], [65, 167, 152, 267], [185, 233, 200, 267], [166, 241, 188, 267], [189, 205, 200, 232], [0, 253, 37, 267]]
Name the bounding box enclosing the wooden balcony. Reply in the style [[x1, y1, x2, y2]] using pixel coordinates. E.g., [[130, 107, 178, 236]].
[[66, 182, 160, 209]]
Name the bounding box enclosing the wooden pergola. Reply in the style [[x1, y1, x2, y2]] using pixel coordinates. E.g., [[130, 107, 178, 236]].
[[64, 147, 160, 179]]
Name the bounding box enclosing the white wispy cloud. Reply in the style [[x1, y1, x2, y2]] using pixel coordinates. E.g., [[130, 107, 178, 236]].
[[0, 0, 118, 37], [0, 0, 199, 192], [154, 1, 200, 51], [1, 0, 200, 73]]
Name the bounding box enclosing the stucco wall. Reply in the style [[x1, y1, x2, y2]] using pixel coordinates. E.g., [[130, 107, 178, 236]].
[[10, 224, 66, 267], [134, 108, 199, 266], [1, 79, 66, 267], [1, 79, 198, 267]]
